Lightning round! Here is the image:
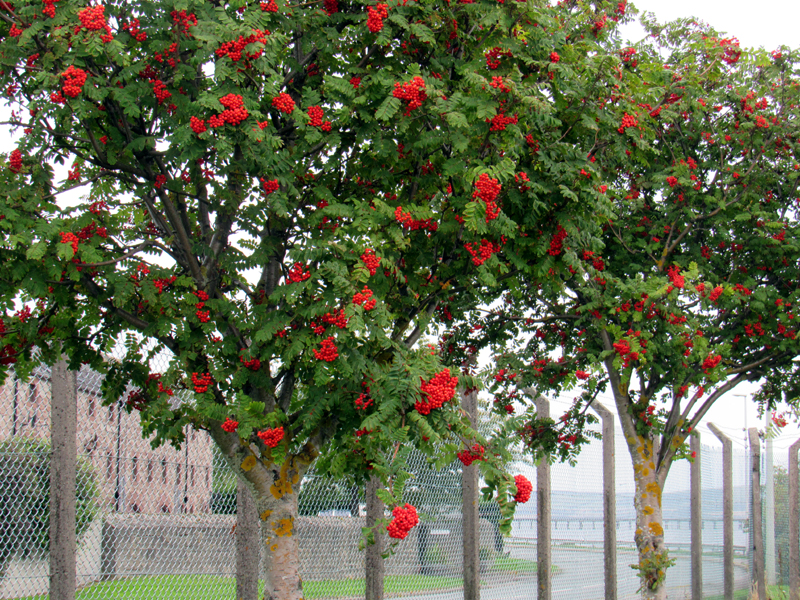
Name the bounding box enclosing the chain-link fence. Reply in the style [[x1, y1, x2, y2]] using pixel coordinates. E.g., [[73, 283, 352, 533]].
[[0, 363, 797, 599]]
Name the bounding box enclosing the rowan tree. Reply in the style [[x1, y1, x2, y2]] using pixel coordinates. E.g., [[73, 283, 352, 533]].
[[446, 19, 800, 600], [0, 0, 631, 597]]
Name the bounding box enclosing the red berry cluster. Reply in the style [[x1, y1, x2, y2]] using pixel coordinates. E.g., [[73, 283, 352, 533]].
[[387, 504, 419, 539], [313, 336, 339, 361], [207, 94, 249, 127], [153, 276, 176, 294], [272, 92, 295, 114], [457, 444, 485, 466], [576, 370, 591, 380], [62, 65, 87, 98], [667, 265, 684, 289], [8, 149, 22, 173], [323, 0, 338, 14], [548, 224, 567, 256], [288, 262, 310, 283], [392, 76, 426, 116], [322, 308, 348, 328], [513, 474, 532, 503], [42, 0, 60, 19], [394, 206, 438, 231], [60, 231, 80, 254], [366, 3, 388, 33], [702, 354, 721, 373], [77, 5, 113, 42], [193, 290, 211, 323], [190, 116, 207, 134], [719, 37, 741, 65], [355, 393, 373, 410], [152, 79, 171, 104], [240, 353, 261, 370], [490, 76, 510, 93], [257, 426, 284, 448], [261, 0, 278, 11], [666, 176, 678, 188], [488, 111, 518, 132], [464, 239, 500, 266], [620, 47, 637, 67], [416, 369, 457, 415], [352, 286, 376, 310], [350, 76, 362, 89], [361, 249, 380, 276], [618, 112, 638, 133], [549, 51, 560, 63], [709, 286, 723, 302], [171, 10, 198, 36], [261, 178, 279, 195], [221, 417, 239, 433], [485, 47, 512, 70], [216, 29, 269, 63], [307, 106, 332, 131], [472, 173, 502, 222], [191, 372, 213, 393], [122, 18, 147, 41], [154, 174, 166, 188]]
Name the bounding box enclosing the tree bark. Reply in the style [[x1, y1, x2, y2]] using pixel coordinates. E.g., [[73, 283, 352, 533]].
[[628, 435, 670, 600], [209, 424, 316, 600]]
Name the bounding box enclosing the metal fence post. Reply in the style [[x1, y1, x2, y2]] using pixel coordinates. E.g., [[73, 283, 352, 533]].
[[765, 414, 775, 586], [50, 359, 77, 600], [366, 476, 385, 600], [461, 387, 479, 600], [749, 427, 766, 600], [690, 432, 702, 600], [589, 401, 616, 600], [535, 395, 551, 600], [789, 438, 800, 600], [708, 424, 734, 600], [236, 480, 259, 600]]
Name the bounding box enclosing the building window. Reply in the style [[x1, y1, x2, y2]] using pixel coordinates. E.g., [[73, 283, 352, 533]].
[[176, 464, 181, 486], [28, 382, 37, 402], [190, 465, 195, 487], [107, 404, 115, 423], [132, 456, 138, 482], [87, 394, 96, 418], [161, 458, 168, 484], [106, 452, 113, 480], [147, 459, 154, 483]]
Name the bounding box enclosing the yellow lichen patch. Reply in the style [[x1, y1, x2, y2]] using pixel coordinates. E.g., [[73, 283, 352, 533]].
[[635, 528, 643, 536], [273, 517, 294, 537], [648, 461, 655, 470], [260, 510, 272, 521], [270, 459, 297, 499], [633, 463, 641, 473], [645, 482, 663, 506], [641, 468, 649, 476], [241, 455, 257, 472], [648, 522, 664, 536], [270, 544, 278, 552], [643, 506, 654, 515]]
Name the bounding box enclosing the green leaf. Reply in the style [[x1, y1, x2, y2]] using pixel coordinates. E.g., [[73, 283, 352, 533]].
[[375, 97, 401, 121]]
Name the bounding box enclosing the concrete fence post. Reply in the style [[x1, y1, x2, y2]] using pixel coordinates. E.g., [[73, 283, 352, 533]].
[[461, 387, 480, 600], [690, 432, 702, 600], [708, 424, 734, 600], [589, 401, 616, 600], [535, 395, 551, 600], [50, 359, 77, 600], [365, 476, 385, 600], [235, 480, 259, 600], [789, 438, 800, 600], [749, 427, 766, 600]]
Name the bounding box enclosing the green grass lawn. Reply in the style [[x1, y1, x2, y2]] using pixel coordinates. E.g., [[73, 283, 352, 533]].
[[15, 573, 463, 600], [705, 585, 789, 600]]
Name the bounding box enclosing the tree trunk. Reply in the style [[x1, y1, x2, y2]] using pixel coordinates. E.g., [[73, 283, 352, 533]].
[[628, 435, 670, 600], [209, 424, 317, 600]]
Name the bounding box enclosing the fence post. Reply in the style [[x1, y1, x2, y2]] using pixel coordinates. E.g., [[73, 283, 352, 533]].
[[535, 395, 551, 600], [461, 386, 480, 600], [366, 476, 385, 600], [690, 432, 702, 600], [765, 414, 775, 586], [789, 438, 800, 600], [236, 480, 259, 600], [749, 427, 766, 600], [589, 401, 616, 600], [50, 359, 77, 600], [708, 424, 734, 600]]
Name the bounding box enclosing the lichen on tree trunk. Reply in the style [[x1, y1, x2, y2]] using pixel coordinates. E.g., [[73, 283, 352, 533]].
[[628, 435, 672, 600], [210, 424, 316, 600]]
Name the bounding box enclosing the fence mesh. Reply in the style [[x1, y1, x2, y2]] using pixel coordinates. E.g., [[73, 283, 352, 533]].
[[0, 363, 796, 600]]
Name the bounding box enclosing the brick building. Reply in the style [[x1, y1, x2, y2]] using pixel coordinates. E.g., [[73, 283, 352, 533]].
[[0, 364, 214, 515]]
